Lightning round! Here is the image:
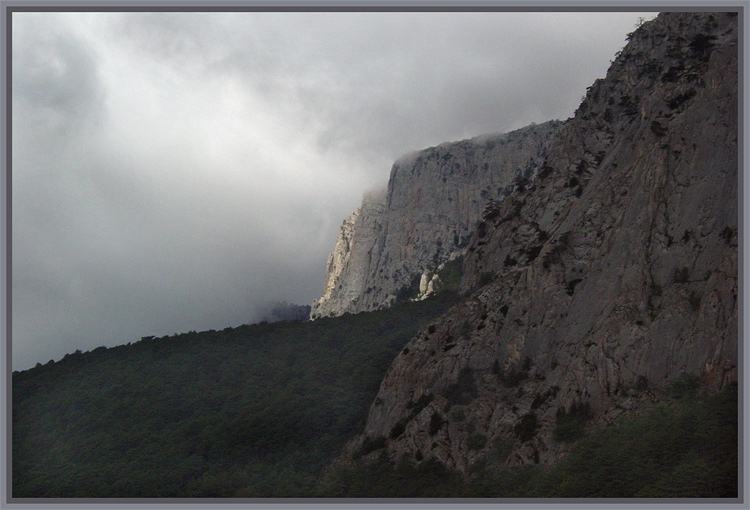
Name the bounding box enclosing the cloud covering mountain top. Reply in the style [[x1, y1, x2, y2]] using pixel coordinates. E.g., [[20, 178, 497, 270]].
[[11, 10, 655, 370]]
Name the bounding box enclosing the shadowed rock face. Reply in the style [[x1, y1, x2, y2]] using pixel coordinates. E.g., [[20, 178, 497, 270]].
[[311, 121, 564, 319], [337, 11, 738, 473]]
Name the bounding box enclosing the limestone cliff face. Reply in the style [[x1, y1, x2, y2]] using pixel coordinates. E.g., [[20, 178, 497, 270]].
[[311, 121, 564, 319], [313, 189, 388, 317], [337, 12, 738, 473]]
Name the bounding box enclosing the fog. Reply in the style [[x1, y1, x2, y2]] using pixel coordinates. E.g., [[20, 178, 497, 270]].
[[11, 10, 656, 370]]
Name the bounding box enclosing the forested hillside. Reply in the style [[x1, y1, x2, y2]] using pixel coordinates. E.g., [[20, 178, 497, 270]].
[[13, 292, 458, 497]]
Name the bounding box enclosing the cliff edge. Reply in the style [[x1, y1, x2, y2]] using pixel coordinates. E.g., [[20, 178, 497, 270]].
[[311, 121, 564, 319]]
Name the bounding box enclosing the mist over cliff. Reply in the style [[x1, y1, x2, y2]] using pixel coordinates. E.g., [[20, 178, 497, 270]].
[[311, 121, 564, 319]]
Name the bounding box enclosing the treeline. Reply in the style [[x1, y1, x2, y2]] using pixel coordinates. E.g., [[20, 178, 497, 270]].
[[12, 291, 459, 498]]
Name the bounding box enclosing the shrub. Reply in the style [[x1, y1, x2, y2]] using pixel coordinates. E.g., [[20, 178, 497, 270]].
[[661, 64, 684, 82], [429, 412, 445, 436], [395, 274, 423, 302], [618, 95, 638, 117], [667, 89, 696, 109], [688, 291, 701, 312], [501, 366, 528, 388], [530, 394, 545, 409], [476, 221, 488, 238], [436, 256, 464, 293], [640, 59, 662, 80], [467, 433, 488, 451], [449, 407, 466, 422], [406, 393, 434, 414], [554, 401, 592, 443], [358, 435, 387, 457], [537, 165, 554, 179], [650, 283, 663, 297], [672, 267, 690, 284], [390, 420, 407, 439], [651, 120, 667, 137], [543, 233, 571, 269], [531, 385, 562, 408], [443, 367, 479, 406], [634, 375, 649, 391], [491, 359, 501, 376], [525, 245, 543, 262], [565, 279, 583, 296], [482, 200, 502, 222], [477, 271, 496, 287], [719, 226, 735, 245], [689, 33, 716, 56], [513, 412, 538, 442], [669, 373, 701, 399]]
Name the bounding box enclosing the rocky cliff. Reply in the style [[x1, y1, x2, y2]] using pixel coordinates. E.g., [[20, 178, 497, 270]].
[[311, 121, 564, 319], [335, 11, 738, 474]]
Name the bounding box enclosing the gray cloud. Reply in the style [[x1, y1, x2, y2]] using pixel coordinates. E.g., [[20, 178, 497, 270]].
[[13, 14, 104, 142], [11, 10, 656, 370]]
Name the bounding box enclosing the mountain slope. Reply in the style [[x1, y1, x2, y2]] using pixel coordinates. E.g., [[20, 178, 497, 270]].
[[12, 294, 458, 497], [334, 11, 738, 474]]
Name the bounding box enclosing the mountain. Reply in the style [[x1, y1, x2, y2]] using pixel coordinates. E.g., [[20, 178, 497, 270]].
[[331, 11, 738, 476], [11, 11, 739, 500], [310, 121, 564, 319]]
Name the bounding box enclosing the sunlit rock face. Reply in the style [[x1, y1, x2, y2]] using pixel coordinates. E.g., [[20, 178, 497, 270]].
[[310, 120, 564, 319], [334, 11, 737, 473]]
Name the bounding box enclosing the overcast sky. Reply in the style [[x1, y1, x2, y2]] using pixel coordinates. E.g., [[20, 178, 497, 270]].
[[11, 9, 657, 370]]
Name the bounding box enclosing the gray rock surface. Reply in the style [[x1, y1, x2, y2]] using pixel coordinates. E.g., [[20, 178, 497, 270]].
[[311, 121, 563, 319], [334, 11, 738, 474]]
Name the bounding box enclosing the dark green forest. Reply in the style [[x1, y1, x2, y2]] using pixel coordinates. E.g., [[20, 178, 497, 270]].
[[12, 278, 738, 498], [13, 292, 459, 498]]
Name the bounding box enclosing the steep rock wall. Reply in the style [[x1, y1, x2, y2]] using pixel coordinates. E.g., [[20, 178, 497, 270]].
[[311, 121, 564, 319], [337, 11, 738, 473]]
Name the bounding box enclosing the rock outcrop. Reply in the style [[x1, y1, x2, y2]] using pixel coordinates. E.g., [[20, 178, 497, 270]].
[[336, 11, 738, 474], [311, 121, 564, 319]]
